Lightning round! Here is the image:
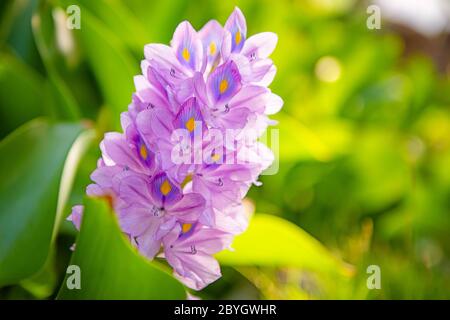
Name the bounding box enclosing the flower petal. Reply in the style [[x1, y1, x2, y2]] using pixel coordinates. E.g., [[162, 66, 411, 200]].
[[224, 7, 247, 53], [149, 172, 182, 207], [207, 60, 242, 104], [171, 21, 203, 72]]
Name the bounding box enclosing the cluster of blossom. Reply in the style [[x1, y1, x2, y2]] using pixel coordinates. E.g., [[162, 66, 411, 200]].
[[69, 7, 282, 290]]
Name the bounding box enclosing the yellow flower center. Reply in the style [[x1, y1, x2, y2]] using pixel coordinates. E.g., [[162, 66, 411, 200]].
[[182, 223, 193, 233], [185, 117, 195, 132], [209, 42, 216, 55], [235, 31, 242, 45], [139, 144, 148, 160], [160, 180, 172, 196], [182, 48, 190, 61], [211, 153, 221, 162], [219, 79, 228, 94]]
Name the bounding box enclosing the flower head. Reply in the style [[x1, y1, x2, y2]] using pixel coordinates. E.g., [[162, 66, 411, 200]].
[[68, 6, 282, 290]]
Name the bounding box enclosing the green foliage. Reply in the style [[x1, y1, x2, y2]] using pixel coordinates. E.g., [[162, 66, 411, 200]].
[[0, 119, 83, 286]]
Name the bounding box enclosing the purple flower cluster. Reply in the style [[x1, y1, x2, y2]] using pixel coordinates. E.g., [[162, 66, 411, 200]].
[[69, 7, 282, 290]]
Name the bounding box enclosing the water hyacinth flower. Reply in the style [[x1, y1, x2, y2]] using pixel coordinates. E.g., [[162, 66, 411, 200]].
[[69, 6, 283, 290]]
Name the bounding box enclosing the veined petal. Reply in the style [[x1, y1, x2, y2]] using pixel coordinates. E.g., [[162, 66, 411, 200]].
[[220, 30, 232, 62], [167, 193, 205, 222], [116, 172, 153, 208], [229, 85, 268, 113], [242, 32, 278, 59], [102, 132, 147, 172], [136, 107, 174, 145], [149, 172, 182, 207], [192, 72, 209, 106], [118, 205, 155, 236], [144, 43, 191, 81], [253, 62, 277, 86], [136, 219, 163, 259], [163, 225, 232, 290], [171, 21, 203, 72], [199, 20, 225, 68], [224, 7, 247, 53], [207, 60, 242, 104]]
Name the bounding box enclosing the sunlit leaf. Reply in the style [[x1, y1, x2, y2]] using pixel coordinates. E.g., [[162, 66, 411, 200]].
[[217, 214, 354, 277], [0, 119, 84, 286], [0, 53, 46, 138]]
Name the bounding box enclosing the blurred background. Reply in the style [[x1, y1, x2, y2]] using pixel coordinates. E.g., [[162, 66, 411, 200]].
[[0, 0, 449, 299]]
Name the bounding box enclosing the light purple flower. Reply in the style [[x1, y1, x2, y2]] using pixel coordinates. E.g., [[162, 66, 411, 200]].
[[162, 223, 232, 290]]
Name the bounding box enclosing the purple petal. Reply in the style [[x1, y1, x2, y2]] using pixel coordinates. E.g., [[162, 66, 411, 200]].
[[149, 172, 182, 207], [167, 193, 205, 222], [163, 225, 232, 290], [224, 7, 247, 53], [136, 107, 174, 146], [102, 133, 147, 172], [207, 60, 242, 104], [90, 165, 123, 189], [192, 72, 209, 106], [241, 32, 278, 59], [116, 172, 153, 208], [144, 43, 191, 83], [198, 20, 225, 67], [67, 205, 83, 230], [173, 97, 205, 135], [136, 218, 163, 259], [118, 205, 155, 236]]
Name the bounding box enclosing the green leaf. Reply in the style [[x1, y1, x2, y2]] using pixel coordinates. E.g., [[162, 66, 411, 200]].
[[217, 214, 354, 277], [76, 7, 137, 130], [61, 0, 150, 52], [31, 1, 80, 120], [0, 119, 84, 286], [0, 53, 46, 138], [57, 198, 186, 299]]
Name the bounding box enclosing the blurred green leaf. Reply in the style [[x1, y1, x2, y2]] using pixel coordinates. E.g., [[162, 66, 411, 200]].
[[217, 214, 354, 277], [61, 0, 149, 53], [276, 112, 334, 162], [75, 7, 137, 130], [0, 119, 84, 286], [20, 249, 58, 299], [57, 198, 186, 299]]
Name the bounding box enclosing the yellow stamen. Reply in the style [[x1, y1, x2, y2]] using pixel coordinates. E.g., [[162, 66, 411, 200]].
[[211, 153, 221, 162], [185, 117, 195, 132], [235, 31, 241, 45], [219, 79, 228, 94], [209, 42, 216, 55], [182, 48, 190, 61], [160, 180, 172, 195], [139, 144, 148, 160], [182, 223, 192, 233]]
